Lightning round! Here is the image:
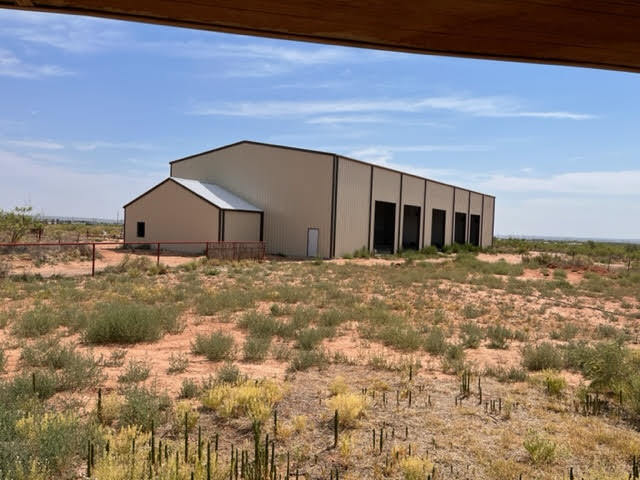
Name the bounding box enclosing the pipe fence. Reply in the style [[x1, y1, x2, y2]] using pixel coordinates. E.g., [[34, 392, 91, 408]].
[[0, 240, 266, 277]]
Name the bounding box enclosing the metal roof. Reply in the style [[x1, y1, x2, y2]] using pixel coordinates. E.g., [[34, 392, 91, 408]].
[[171, 177, 261, 212]]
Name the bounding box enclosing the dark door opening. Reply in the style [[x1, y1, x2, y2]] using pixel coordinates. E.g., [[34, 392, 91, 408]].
[[431, 209, 446, 249], [469, 214, 480, 246], [454, 212, 467, 244], [402, 205, 421, 250], [136, 221, 145, 238], [373, 201, 396, 253]]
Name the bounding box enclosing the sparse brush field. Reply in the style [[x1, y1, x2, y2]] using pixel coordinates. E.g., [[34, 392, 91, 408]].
[[1, 250, 640, 479]]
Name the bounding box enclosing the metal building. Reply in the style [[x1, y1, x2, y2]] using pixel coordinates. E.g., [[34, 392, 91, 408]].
[[123, 141, 495, 258]]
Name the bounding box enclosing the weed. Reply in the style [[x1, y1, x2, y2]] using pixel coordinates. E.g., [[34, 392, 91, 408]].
[[178, 378, 200, 399], [462, 304, 485, 319], [522, 343, 564, 371], [523, 431, 557, 464], [400, 456, 434, 480], [243, 335, 271, 361], [424, 327, 448, 355], [166, 352, 189, 374], [326, 392, 367, 427], [328, 376, 349, 396], [117, 359, 151, 383], [192, 331, 235, 361], [201, 379, 283, 423], [484, 366, 528, 383], [288, 349, 326, 372], [85, 302, 181, 344], [486, 324, 512, 349], [217, 362, 241, 384], [460, 321, 484, 348], [118, 385, 171, 431]]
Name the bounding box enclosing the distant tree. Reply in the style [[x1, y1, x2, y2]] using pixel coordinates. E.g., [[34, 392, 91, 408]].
[[0, 206, 43, 243]]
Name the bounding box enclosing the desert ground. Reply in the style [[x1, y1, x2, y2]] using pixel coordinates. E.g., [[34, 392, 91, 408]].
[[1, 241, 640, 479]]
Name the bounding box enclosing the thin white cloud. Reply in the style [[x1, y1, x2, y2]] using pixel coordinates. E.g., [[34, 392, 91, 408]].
[[190, 95, 595, 120], [0, 10, 126, 53], [306, 115, 448, 127], [0, 48, 73, 78], [73, 141, 156, 151], [5, 139, 64, 150]]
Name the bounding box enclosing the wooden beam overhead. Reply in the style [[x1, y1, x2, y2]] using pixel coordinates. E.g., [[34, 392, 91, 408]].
[[2, 0, 640, 72]]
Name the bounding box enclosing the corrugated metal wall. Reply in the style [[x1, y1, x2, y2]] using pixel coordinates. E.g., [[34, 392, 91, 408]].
[[171, 143, 333, 258], [334, 157, 370, 257], [425, 181, 454, 246], [124, 180, 218, 253], [370, 167, 402, 253], [482, 195, 495, 247], [223, 211, 261, 242]]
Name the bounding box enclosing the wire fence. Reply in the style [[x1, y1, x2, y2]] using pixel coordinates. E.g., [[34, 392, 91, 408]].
[[0, 240, 266, 277]]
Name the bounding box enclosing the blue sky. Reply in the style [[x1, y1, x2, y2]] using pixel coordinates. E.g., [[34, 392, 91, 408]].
[[1, 10, 639, 239]]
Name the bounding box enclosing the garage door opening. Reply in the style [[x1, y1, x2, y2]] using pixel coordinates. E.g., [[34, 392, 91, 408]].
[[373, 201, 396, 253], [402, 205, 421, 250], [431, 209, 446, 249], [470, 214, 480, 246], [454, 212, 467, 244]]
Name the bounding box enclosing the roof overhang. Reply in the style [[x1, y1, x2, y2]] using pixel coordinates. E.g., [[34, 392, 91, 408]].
[[1, 0, 640, 73]]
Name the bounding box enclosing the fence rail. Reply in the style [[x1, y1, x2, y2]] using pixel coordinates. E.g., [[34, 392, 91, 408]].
[[0, 240, 266, 276]]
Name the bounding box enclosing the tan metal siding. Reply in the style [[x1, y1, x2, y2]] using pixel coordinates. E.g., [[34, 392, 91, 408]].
[[223, 211, 261, 242], [171, 143, 333, 258], [370, 167, 401, 253], [400, 175, 425, 248], [425, 181, 454, 246], [482, 196, 495, 247], [470, 192, 483, 215], [334, 157, 370, 257], [124, 180, 218, 253]]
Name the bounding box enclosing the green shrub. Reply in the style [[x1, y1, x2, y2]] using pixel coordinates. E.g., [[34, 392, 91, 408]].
[[288, 349, 326, 372], [196, 289, 258, 314], [297, 327, 333, 350], [462, 304, 485, 319], [460, 322, 484, 348], [179, 378, 200, 399], [118, 360, 151, 383], [522, 343, 564, 371], [12, 304, 60, 337], [581, 341, 629, 392], [217, 362, 241, 383], [237, 311, 279, 338], [166, 352, 189, 374], [484, 366, 527, 383], [118, 385, 171, 431], [85, 302, 181, 344], [377, 325, 422, 351], [486, 324, 512, 349], [542, 371, 567, 397], [243, 335, 271, 361], [595, 324, 629, 343], [523, 431, 557, 465], [442, 344, 466, 374], [550, 322, 579, 341], [192, 331, 235, 361], [424, 327, 448, 356], [0, 349, 5, 373]]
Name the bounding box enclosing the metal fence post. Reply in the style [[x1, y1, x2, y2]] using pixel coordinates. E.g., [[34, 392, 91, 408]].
[[156, 243, 160, 266], [91, 243, 96, 277], [205, 242, 209, 258]]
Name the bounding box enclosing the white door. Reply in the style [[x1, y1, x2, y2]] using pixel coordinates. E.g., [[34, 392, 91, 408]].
[[307, 228, 319, 257]]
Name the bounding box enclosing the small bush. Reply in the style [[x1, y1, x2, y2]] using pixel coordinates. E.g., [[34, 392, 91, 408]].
[[460, 322, 484, 348], [424, 327, 448, 355], [550, 322, 579, 341], [179, 378, 200, 399], [328, 376, 349, 396], [119, 385, 171, 431], [217, 362, 241, 383], [166, 352, 189, 374], [196, 289, 257, 315], [297, 327, 332, 350], [484, 366, 527, 383], [522, 343, 564, 371], [462, 304, 485, 319], [118, 360, 151, 383], [523, 431, 557, 464], [442, 344, 466, 374], [85, 302, 181, 344], [201, 379, 283, 423], [0, 349, 5, 373], [326, 392, 368, 427], [400, 456, 434, 480], [13, 304, 60, 338], [541, 371, 567, 397], [243, 335, 271, 361], [486, 324, 512, 349], [288, 349, 326, 372], [192, 331, 235, 361]]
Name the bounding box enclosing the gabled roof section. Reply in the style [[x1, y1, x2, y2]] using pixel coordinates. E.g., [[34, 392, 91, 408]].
[[171, 177, 261, 212], [123, 177, 262, 212]]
